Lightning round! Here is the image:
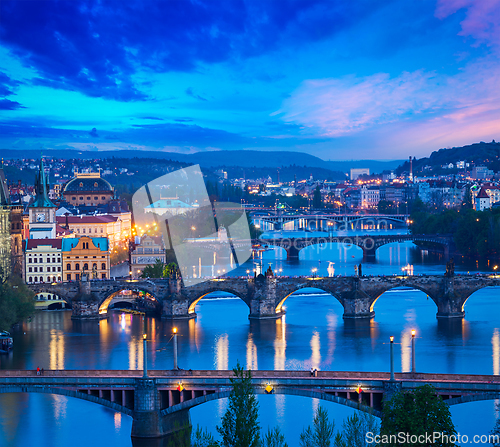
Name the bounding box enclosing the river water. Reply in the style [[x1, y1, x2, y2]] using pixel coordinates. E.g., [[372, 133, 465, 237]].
[[1, 233, 499, 446]]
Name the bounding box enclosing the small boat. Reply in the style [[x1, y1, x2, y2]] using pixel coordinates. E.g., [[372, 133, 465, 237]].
[[0, 331, 13, 354]]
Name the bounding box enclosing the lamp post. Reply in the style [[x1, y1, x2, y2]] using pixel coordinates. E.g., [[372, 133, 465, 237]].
[[390, 336, 395, 381], [143, 333, 148, 377], [411, 330, 416, 374], [173, 327, 178, 370]]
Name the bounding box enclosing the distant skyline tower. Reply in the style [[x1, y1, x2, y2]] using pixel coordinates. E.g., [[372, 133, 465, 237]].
[[409, 156, 413, 182]]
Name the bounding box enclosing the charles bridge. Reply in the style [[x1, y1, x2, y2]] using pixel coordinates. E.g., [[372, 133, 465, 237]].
[[28, 273, 500, 320], [1, 369, 500, 439]]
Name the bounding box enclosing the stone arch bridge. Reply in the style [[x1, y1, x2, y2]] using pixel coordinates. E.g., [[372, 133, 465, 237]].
[[1, 369, 500, 439], [28, 274, 500, 320], [256, 234, 454, 259]]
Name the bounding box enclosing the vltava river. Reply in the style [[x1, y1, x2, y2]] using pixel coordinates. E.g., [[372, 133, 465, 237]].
[[1, 239, 499, 446]]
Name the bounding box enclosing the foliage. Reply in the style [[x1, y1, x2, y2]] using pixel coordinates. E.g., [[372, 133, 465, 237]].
[[247, 213, 262, 239], [380, 384, 456, 447], [216, 361, 261, 447], [0, 275, 35, 331], [300, 406, 335, 447], [191, 425, 220, 447], [377, 200, 396, 214], [313, 185, 323, 209], [333, 411, 380, 447], [163, 262, 178, 278], [110, 246, 128, 266], [261, 426, 288, 447], [140, 258, 165, 278]]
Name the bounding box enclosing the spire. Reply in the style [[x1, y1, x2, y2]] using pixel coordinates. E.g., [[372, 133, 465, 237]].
[[0, 159, 9, 206], [29, 156, 56, 208]]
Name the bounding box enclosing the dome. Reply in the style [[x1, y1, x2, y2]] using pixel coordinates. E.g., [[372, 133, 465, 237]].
[[64, 176, 113, 193]]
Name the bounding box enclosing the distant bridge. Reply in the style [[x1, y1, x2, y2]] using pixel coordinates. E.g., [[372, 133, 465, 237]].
[[28, 273, 499, 321], [256, 234, 454, 259], [1, 369, 500, 439], [251, 213, 409, 230]]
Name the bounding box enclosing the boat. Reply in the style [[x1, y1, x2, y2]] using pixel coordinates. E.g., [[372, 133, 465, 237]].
[[0, 331, 13, 354]]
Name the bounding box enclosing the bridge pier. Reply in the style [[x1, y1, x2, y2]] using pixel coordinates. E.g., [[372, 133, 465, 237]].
[[285, 246, 300, 260], [249, 276, 286, 320], [71, 281, 106, 320], [161, 297, 196, 320], [132, 378, 191, 439], [341, 290, 375, 319]]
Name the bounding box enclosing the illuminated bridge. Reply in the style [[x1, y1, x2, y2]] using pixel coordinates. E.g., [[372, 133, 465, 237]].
[[28, 273, 499, 321], [1, 369, 500, 439]]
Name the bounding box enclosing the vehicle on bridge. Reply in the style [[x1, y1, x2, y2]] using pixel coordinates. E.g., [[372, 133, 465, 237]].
[[0, 331, 13, 354]]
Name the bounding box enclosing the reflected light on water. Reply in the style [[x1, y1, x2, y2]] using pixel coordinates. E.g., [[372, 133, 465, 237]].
[[51, 394, 67, 421], [215, 334, 229, 371], [128, 336, 143, 371], [246, 334, 258, 371], [325, 313, 336, 367], [49, 329, 65, 370], [114, 413, 122, 432], [274, 317, 286, 371], [310, 331, 321, 370], [493, 329, 499, 376]]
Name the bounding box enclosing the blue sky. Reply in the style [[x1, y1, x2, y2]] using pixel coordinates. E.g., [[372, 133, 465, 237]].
[[0, 0, 499, 160]]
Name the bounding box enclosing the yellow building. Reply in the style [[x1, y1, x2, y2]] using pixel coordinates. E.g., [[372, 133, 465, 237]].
[[62, 236, 110, 282]]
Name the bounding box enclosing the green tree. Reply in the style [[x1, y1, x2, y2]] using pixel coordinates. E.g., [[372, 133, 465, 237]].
[[380, 384, 457, 447], [333, 412, 379, 447], [163, 262, 178, 278], [261, 427, 288, 447], [300, 406, 335, 447], [313, 185, 323, 209], [216, 361, 260, 447], [0, 275, 35, 331], [191, 425, 220, 447], [378, 200, 395, 214], [140, 258, 165, 278]]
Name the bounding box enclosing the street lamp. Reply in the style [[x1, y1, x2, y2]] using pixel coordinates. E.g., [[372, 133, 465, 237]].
[[411, 330, 416, 374], [390, 336, 394, 381], [312, 268, 317, 278], [173, 327, 178, 370], [143, 333, 148, 377]]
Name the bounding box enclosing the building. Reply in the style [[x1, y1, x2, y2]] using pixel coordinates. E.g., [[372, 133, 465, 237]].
[[28, 158, 57, 239], [56, 214, 131, 249], [144, 197, 194, 216], [471, 166, 494, 180], [24, 239, 62, 284], [360, 185, 380, 209], [0, 166, 10, 280], [471, 183, 500, 207], [350, 168, 369, 180], [62, 171, 114, 207], [62, 236, 110, 282], [475, 187, 491, 211], [130, 235, 166, 277]]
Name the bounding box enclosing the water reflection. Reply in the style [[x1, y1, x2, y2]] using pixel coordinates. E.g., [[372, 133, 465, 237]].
[[49, 329, 65, 370], [493, 329, 499, 376], [246, 334, 258, 370], [215, 334, 229, 371], [274, 317, 286, 371]]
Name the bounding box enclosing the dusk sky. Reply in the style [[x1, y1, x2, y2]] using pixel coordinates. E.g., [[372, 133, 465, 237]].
[[0, 0, 499, 160]]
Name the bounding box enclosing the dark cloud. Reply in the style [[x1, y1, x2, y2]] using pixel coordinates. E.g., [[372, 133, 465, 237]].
[[186, 87, 207, 101], [89, 127, 99, 137], [0, 99, 24, 110], [0, 0, 380, 102]]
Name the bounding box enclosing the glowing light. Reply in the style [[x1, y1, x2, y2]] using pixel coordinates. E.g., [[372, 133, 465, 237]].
[[173, 327, 177, 334], [411, 329, 416, 337], [390, 336, 394, 342]]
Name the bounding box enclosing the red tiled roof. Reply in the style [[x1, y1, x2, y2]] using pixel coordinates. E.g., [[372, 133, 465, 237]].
[[56, 215, 118, 224], [477, 187, 490, 199]]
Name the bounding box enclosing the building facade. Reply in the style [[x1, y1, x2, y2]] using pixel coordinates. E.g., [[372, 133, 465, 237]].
[[62, 171, 114, 206], [25, 239, 62, 284], [130, 235, 166, 277], [62, 236, 110, 282]]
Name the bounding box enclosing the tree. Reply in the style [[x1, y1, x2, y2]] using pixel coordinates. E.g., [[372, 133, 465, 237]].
[[140, 258, 165, 278], [333, 412, 379, 447], [380, 384, 457, 447], [163, 262, 178, 278], [191, 425, 220, 447], [313, 185, 323, 209], [300, 406, 335, 447], [216, 361, 260, 447], [261, 427, 288, 447], [0, 275, 35, 331]]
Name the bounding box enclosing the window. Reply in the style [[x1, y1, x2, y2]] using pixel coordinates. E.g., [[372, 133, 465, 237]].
[[28, 267, 32, 272], [83, 263, 89, 271], [82, 228, 86, 234], [58, 267, 61, 272], [79, 197, 83, 200], [94, 196, 98, 200], [93, 263, 97, 270], [100, 228, 103, 233], [66, 263, 71, 271], [75, 263, 80, 271], [34, 258, 37, 263], [101, 273, 106, 279], [29, 277, 32, 282], [40, 267, 43, 272], [67, 274, 71, 281], [52, 258, 55, 263], [53, 267, 56, 272], [72, 197, 76, 200], [58, 276, 61, 281], [87, 196, 91, 200], [102, 196, 106, 200], [101, 263, 106, 270], [75, 274, 80, 281], [34, 267, 38, 272], [29, 258, 32, 263]]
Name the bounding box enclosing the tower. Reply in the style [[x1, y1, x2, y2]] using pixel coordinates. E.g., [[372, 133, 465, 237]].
[[0, 160, 11, 279], [28, 157, 57, 239]]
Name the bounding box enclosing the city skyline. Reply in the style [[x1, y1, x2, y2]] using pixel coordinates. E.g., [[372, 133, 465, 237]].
[[0, 0, 499, 159]]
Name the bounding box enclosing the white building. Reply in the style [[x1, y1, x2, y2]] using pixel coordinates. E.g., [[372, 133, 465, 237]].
[[475, 187, 491, 211], [360, 185, 380, 209], [25, 239, 62, 284]]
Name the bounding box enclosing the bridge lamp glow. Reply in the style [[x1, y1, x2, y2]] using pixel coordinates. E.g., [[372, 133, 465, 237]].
[[390, 336, 394, 342], [143, 333, 147, 340], [265, 383, 274, 394], [173, 327, 178, 334], [411, 330, 416, 337]]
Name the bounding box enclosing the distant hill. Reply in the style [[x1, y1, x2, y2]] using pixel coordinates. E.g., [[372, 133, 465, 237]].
[[0, 148, 404, 174], [397, 141, 500, 173]]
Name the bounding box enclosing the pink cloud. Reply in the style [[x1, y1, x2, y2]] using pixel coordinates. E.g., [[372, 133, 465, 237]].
[[436, 0, 500, 48]]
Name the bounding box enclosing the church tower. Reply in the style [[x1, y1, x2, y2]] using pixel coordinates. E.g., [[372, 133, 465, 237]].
[[28, 157, 57, 239]]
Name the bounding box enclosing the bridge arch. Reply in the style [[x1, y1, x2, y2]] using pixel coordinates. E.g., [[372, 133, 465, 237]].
[[98, 287, 161, 315], [445, 392, 500, 406], [187, 288, 250, 314], [275, 284, 344, 315], [161, 387, 381, 418], [0, 385, 132, 416], [369, 285, 439, 314]]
